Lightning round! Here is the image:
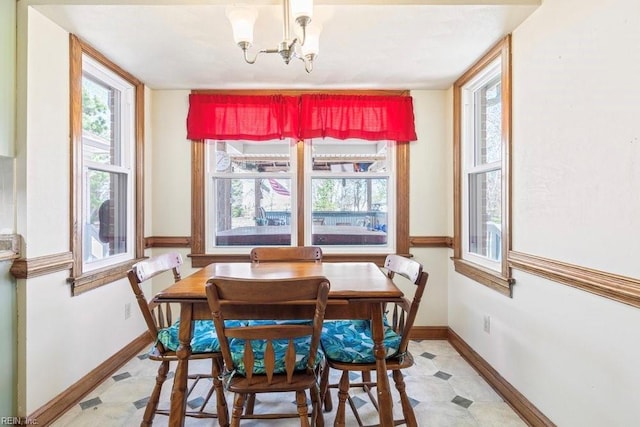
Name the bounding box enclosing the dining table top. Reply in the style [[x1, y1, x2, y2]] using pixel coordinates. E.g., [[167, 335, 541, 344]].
[[153, 261, 404, 302]]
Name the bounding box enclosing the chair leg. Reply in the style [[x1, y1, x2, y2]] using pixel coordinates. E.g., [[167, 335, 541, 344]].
[[142, 360, 169, 426], [231, 393, 246, 427], [245, 393, 256, 414], [392, 369, 417, 427], [310, 383, 325, 427], [296, 391, 311, 427], [320, 363, 333, 412], [361, 371, 371, 388], [333, 371, 350, 427], [212, 358, 229, 426]]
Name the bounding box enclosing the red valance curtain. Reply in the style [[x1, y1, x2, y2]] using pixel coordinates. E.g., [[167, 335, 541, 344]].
[[186, 93, 417, 142], [299, 94, 417, 141], [186, 94, 299, 141]]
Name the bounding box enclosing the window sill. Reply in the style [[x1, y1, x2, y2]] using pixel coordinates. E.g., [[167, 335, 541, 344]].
[[452, 257, 514, 297], [189, 252, 401, 268], [68, 258, 145, 296]]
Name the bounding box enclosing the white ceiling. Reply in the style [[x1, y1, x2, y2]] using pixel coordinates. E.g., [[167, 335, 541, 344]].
[[32, 0, 540, 90]]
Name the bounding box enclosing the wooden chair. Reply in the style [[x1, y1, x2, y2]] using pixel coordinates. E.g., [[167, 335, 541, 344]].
[[250, 246, 323, 263], [205, 275, 331, 427], [246, 245, 324, 415], [127, 252, 228, 426], [319, 254, 429, 427]]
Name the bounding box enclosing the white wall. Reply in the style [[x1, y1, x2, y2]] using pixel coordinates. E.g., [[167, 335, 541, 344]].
[[0, 0, 18, 416], [512, 0, 640, 277], [147, 90, 200, 295], [409, 90, 450, 327], [0, 260, 16, 416], [0, 0, 16, 157], [150, 91, 192, 237], [15, 7, 148, 414], [448, 0, 640, 425]]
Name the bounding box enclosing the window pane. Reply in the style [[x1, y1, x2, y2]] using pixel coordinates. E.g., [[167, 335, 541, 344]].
[[211, 140, 291, 173], [214, 177, 291, 246], [84, 170, 127, 263], [468, 170, 501, 260], [311, 178, 388, 246], [312, 140, 388, 172], [474, 76, 501, 166], [208, 140, 293, 248], [82, 75, 121, 166]]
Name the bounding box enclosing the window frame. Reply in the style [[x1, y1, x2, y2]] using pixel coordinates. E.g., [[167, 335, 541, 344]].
[[453, 36, 515, 296], [304, 138, 396, 254], [189, 90, 410, 267], [68, 35, 145, 295], [205, 139, 297, 253]]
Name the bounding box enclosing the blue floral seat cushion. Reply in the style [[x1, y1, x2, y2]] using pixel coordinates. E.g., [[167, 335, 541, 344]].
[[156, 320, 242, 353], [320, 319, 402, 363], [228, 334, 324, 376]]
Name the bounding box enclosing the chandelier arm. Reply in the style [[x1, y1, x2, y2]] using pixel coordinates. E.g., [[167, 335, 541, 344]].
[[241, 47, 273, 65], [289, 37, 299, 56], [298, 24, 307, 46]]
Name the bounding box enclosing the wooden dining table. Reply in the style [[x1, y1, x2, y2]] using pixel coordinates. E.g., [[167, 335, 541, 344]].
[[153, 261, 405, 427]]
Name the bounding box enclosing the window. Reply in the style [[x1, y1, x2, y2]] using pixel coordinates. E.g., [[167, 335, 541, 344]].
[[204, 138, 395, 254], [207, 140, 294, 249], [453, 36, 514, 295], [69, 35, 144, 295], [307, 139, 394, 250]]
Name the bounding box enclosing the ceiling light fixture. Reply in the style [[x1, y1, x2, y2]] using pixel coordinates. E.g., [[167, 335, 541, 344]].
[[226, 0, 320, 73]]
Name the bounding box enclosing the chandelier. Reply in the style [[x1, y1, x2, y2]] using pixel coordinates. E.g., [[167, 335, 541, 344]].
[[226, 0, 320, 73]]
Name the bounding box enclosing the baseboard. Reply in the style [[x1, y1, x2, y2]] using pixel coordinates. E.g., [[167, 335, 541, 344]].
[[27, 333, 152, 426], [409, 325, 449, 340], [447, 329, 555, 427]]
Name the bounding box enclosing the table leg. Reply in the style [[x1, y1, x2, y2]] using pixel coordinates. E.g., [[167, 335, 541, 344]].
[[168, 303, 193, 427], [371, 303, 394, 426]]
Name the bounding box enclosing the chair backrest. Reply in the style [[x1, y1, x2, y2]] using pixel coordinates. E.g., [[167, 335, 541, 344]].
[[250, 246, 323, 263], [127, 252, 183, 350], [205, 276, 330, 385], [383, 254, 429, 354]]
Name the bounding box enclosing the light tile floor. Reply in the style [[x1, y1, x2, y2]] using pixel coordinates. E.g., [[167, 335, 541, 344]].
[[52, 340, 526, 426]]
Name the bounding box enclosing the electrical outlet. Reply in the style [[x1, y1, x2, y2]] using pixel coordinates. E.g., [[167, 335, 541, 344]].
[[483, 315, 490, 333], [125, 302, 131, 320]]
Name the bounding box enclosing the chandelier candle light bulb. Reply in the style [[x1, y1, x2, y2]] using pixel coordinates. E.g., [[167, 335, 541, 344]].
[[226, 6, 257, 46]]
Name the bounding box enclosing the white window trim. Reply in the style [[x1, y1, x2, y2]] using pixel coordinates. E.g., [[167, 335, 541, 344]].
[[461, 57, 502, 271], [81, 55, 136, 272]]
